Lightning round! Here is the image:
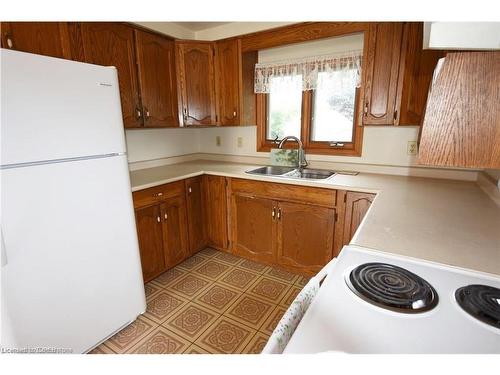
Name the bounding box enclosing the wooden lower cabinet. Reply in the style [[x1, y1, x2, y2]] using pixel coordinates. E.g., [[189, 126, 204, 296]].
[[277, 201, 336, 274], [231, 194, 276, 263], [203, 175, 229, 251], [133, 182, 190, 282], [342, 191, 376, 245], [161, 197, 189, 268], [185, 176, 207, 255], [135, 204, 166, 282]]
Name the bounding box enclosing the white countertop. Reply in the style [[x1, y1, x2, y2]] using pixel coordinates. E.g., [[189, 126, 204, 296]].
[[130, 160, 500, 276]]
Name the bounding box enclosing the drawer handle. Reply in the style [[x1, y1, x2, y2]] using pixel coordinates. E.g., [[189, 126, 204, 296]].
[[154, 192, 163, 197]]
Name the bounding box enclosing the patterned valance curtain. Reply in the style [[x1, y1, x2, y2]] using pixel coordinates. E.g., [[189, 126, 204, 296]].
[[254, 50, 363, 94]]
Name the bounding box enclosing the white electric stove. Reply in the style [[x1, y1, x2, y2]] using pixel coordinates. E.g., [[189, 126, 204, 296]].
[[284, 245, 500, 354]]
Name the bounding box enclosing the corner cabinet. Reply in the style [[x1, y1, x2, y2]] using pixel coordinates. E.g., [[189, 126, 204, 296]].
[[215, 39, 241, 126], [203, 175, 229, 250], [185, 176, 207, 255], [176, 42, 218, 126], [342, 191, 376, 245]]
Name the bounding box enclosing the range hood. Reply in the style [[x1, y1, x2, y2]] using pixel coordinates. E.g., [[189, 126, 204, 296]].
[[418, 51, 500, 169], [423, 22, 500, 50]]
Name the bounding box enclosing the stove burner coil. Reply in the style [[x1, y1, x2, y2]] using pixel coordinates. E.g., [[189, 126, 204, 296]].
[[456, 285, 500, 329], [346, 262, 438, 313]]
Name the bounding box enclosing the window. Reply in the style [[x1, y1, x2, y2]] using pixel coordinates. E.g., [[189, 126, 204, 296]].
[[311, 71, 357, 143], [255, 34, 364, 156], [266, 75, 302, 141]]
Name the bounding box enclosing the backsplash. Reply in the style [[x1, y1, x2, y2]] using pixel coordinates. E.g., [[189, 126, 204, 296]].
[[125, 125, 480, 181]]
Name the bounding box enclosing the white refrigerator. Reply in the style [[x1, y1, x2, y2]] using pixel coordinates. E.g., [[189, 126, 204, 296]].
[[0, 49, 146, 353]]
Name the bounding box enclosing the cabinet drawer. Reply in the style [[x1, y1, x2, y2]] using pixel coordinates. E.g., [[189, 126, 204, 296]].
[[231, 178, 336, 207], [133, 181, 184, 208]]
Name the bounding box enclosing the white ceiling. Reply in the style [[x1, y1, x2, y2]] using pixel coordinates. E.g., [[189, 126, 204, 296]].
[[172, 22, 232, 32]]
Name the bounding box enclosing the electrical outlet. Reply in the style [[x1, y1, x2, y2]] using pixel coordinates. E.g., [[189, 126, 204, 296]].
[[237, 137, 243, 148], [216, 136, 221, 147], [407, 141, 418, 156]]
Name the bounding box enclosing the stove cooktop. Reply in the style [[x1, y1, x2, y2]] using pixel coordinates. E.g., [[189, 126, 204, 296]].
[[284, 245, 500, 354]]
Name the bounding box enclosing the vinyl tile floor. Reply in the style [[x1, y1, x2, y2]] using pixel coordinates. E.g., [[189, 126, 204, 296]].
[[89, 248, 309, 354]]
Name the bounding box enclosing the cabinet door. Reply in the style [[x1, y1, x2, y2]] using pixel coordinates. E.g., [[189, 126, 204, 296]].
[[203, 175, 229, 250], [215, 39, 240, 126], [176, 42, 217, 126], [363, 22, 404, 125], [342, 191, 375, 245], [185, 176, 207, 255], [277, 202, 335, 274], [135, 30, 179, 128], [161, 196, 189, 268], [231, 194, 276, 263], [396, 23, 445, 126], [0, 22, 71, 59], [135, 204, 165, 282], [79, 23, 142, 128]]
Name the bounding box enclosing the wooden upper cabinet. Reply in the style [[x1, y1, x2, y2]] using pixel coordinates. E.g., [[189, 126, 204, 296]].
[[203, 175, 229, 250], [342, 191, 375, 246], [418, 52, 500, 168], [185, 176, 207, 255], [135, 30, 179, 128], [0, 22, 72, 59], [78, 23, 142, 128], [363, 22, 404, 125], [231, 194, 276, 263], [135, 204, 165, 282], [396, 23, 445, 126], [215, 39, 241, 126], [176, 42, 217, 126], [277, 201, 336, 274], [161, 196, 189, 268]]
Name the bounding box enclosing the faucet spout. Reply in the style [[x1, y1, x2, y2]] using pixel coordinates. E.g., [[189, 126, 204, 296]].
[[277, 136, 308, 170]]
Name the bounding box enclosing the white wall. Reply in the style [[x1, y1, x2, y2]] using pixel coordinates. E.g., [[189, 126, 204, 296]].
[[125, 128, 199, 163], [198, 125, 421, 167]]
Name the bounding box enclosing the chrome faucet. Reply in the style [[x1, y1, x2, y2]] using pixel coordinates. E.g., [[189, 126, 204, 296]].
[[278, 136, 308, 171]]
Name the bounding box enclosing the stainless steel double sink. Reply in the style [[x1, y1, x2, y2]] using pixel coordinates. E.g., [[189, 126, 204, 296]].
[[245, 166, 336, 180]]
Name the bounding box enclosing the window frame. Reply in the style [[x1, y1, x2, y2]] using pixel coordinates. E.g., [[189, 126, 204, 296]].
[[257, 86, 364, 156]]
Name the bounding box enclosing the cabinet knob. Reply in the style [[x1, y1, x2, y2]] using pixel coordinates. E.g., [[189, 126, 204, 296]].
[[156, 216, 161, 223], [6, 35, 13, 48], [144, 107, 150, 120], [363, 101, 369, 116], [277, 208, 282, 220], [154, 192, 163, 197], [164, 213, 168, 221], [188, 187, 192, 194], [135, 107, 142, 119], [272, 207, 276, 219], [233, 110, 237, 117]]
